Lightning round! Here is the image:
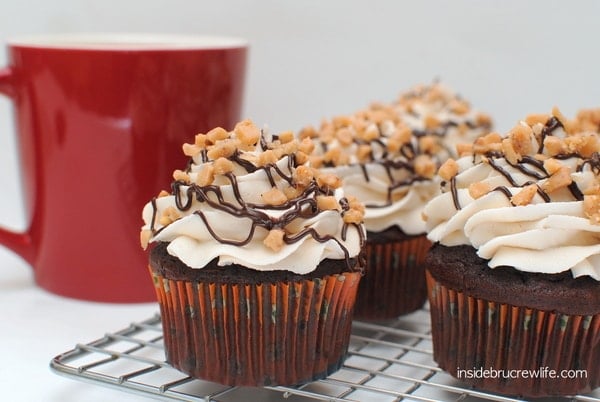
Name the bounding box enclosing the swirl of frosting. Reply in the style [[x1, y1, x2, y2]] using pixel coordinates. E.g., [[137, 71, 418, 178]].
[[140, 120, 365, 274], [298, 83, 492, 234], [425, 108, 600, 280], [396, 83, 493, 159]]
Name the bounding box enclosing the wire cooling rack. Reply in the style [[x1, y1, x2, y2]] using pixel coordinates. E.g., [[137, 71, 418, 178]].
[[50, 308, 600, 402]]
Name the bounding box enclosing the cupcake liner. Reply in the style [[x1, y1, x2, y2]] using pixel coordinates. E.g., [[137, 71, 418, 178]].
[[353, 235, 430, 320], [150, 267, 361, 386], [426, 270, 600, 397]]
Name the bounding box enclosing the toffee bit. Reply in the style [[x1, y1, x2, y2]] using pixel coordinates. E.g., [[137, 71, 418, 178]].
[[206, 126, 229, 145], [473, 132, 503, 154], [196, 165, 215, 186], [316, 173, 342, 190], [293, 165, 314, 187], [551, 106, 573, 134], [456, 143, 473, 157], [316, 195, 340, 211], [438, 158, 459, 181], [543, 136, 567, 157], [140, 229, 151, 250], [525, 113, 550, 126], [182, 142, 202, 157], [583, 195, 600, 224], [414, 155, 436, 179], [261, 188, 288, 206], [342, 209, 363, 224], [213, 157, 234, 175], [468, 182, 491, 200], [510, 184, 538, 206], [542, 166, 572, 193], [509, 124, 533, 156], [173, 169, 190, 183], [263, 228, 285, 252], [502, 138, 520, 165]]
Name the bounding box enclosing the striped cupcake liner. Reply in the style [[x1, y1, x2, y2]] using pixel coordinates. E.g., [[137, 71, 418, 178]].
[[150, 267, 361, 386], [426, 270, 600, 397], [353, 235, 430, 321]]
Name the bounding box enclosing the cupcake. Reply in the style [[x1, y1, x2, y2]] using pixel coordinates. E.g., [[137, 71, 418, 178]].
[[300, 83, 492, 320], [423, 108, 600, 397], [140, 120, 366, 386]]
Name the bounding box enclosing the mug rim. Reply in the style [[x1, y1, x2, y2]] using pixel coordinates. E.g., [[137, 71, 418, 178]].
[[6, 32, 248, 50]]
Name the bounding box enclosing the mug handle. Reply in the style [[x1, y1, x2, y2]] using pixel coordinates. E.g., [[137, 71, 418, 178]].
[[0, 67, 34, 265]]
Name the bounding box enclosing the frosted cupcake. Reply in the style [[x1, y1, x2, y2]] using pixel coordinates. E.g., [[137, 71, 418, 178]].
[[424, 108, 600, 397], [140, 120, 366, 386], [300, 83, 492, 320]]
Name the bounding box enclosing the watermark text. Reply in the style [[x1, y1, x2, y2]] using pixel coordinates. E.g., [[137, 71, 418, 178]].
[[456, 366, 587, 380]]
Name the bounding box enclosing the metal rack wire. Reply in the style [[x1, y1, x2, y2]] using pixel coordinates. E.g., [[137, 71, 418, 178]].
[[50, 308, 600, 402]]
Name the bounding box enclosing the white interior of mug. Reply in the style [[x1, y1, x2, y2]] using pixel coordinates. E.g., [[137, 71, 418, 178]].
[[7, 33, 248, 50]]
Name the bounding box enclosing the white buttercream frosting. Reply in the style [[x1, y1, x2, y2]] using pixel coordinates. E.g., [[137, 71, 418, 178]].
[[141, 121, 365, 274], [395, 83, 492, 159], [301, 83, 492, 234], [425, 110, 600, 280]]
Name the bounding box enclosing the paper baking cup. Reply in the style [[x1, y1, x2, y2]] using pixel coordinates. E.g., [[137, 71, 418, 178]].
[[150, 268, 361, 386], [426, 270, 600, 397], [353, 235, 430, 320]]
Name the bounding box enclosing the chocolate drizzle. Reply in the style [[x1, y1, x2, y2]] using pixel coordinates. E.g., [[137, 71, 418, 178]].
[[150, 145, 365, 272], [305, 83, 492, 212], [449, 116, 598, 210]]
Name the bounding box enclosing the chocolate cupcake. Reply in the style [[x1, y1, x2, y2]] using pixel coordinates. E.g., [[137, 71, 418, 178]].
[[300, 83, 492, 320], [140, 120, 366, 386], [423, 108, 600, 397]]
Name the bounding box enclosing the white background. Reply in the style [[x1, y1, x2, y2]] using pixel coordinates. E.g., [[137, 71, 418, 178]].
[[0, 1, 599, 401]]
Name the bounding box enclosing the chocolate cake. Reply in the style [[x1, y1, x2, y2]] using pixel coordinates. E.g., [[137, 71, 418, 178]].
[[141, 120, 366, 386], [353, 227, 429, 319], [427, 243, 600, 316], [150, 240, 356, 284], [298, 83, 492, 320], [423, 108, 600, 397]]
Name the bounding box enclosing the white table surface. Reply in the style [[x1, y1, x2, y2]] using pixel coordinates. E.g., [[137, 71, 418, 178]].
[[0, 246, 159, 402]]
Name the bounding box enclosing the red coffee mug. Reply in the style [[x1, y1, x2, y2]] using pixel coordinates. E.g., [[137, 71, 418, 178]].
[[0, 33, 247, 302]]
